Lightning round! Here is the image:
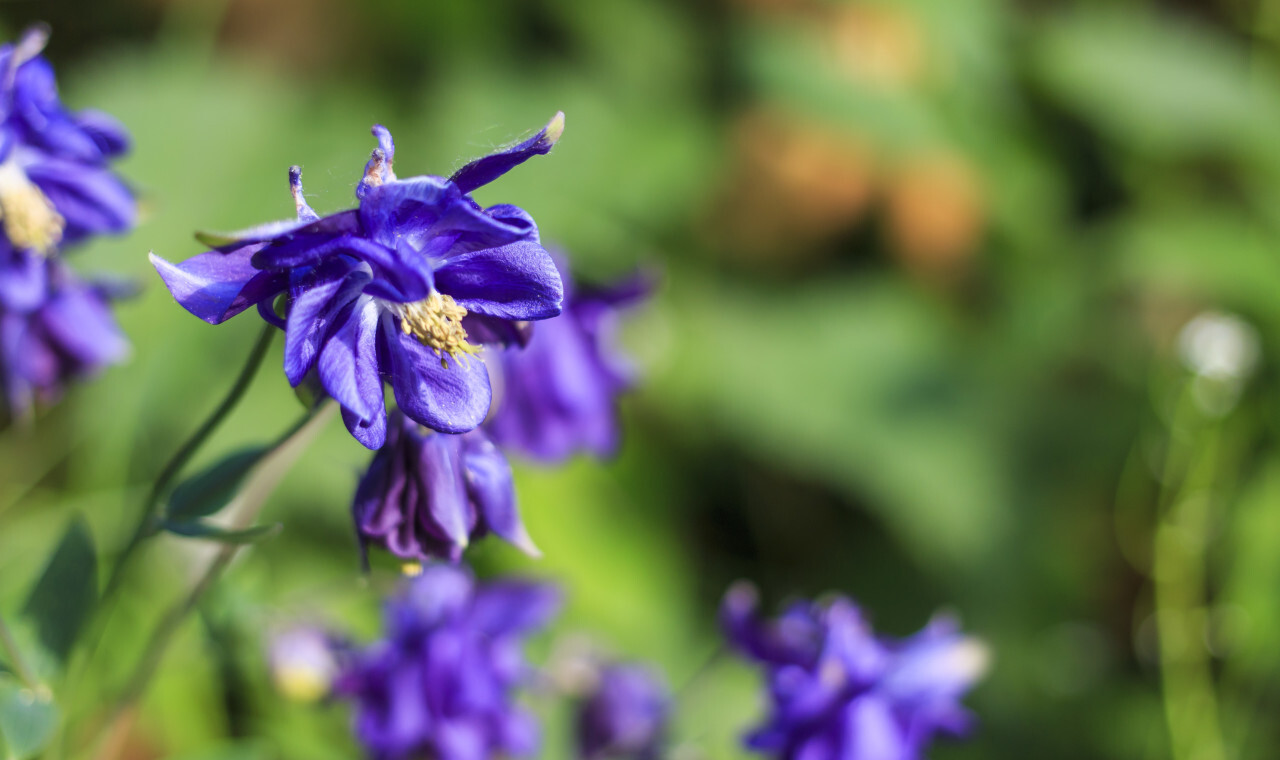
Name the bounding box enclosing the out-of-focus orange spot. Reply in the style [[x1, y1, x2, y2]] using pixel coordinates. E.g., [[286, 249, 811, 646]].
[[827, 4, 927, 88], [709, 111, 876, 266], [883, 154, 984, 282]]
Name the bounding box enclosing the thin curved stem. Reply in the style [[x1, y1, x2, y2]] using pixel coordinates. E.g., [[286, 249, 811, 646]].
[[101, 323, 276, 600], [90, 401, 335, 760]]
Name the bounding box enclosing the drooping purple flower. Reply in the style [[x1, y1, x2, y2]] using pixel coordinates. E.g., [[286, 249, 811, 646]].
[[0, 262, 129, 419], [0, 27, 134, 312], [577, 663, 670, 760], [336, 564, 561, 760], [353, 411, 537, 563], [721, 583, 987, 760], [486, 259, 647, 463], [150, 116, 566, 449]]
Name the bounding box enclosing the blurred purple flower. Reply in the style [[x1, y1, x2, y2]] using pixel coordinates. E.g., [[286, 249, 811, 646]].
[[353, 411, 538, 563], [722, 583, 987, 760], [151, 116, 566, 448], [1, 262, 128, 419], [336, 564, 560, 760], [268, 626, 343, 704], [487, 261, 647, 463], [577, 663, 670, 760], [0, 27, 134, 309]]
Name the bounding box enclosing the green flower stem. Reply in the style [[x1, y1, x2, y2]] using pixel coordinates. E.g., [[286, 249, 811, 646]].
[[101, 322, 276, 602], [0, 613, 40, 690], [90, 401, 335, 760], [1154, 386, 1227, 760]]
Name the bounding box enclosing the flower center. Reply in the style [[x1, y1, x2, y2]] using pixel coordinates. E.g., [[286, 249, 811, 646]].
[[0, 162, 63, 255], [398, 292, 480, 366]]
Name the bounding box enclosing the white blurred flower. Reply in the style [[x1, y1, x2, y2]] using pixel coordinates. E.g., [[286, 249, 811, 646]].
[[1177, 312, 1260, 416], [268, 626, 339, 703]]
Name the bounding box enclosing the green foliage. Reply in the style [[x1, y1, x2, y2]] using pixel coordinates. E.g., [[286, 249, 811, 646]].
[[0, 677, 57, 760], [165, 447, 269, 522], [21, 518, 96, 665]]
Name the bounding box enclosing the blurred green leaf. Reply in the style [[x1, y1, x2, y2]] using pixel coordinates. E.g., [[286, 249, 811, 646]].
[[1033, 6, 1280, 162], [0, 676, 57, 760], [21, 517, 97, 664], [161, 521, 281, 545], [165, 446, 268, 522]]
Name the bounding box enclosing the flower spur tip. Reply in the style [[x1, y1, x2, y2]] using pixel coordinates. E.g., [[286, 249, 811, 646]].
[[544, 111, 565, 145]]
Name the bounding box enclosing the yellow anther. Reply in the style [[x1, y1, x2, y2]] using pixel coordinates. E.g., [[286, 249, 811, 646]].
[[273, 664, 331, 704], [401, 562, 424, 577], [0, 163, 62, 255], [398, 292, 481, 367]]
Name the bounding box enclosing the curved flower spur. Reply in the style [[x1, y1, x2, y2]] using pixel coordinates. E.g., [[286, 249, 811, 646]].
[[151, 114, 566, 448]]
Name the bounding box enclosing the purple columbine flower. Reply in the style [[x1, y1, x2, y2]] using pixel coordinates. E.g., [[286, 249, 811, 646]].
[[721, 583, 988, 760], [577, 663, 670, 760], [353, 411, 537, 563], [150, 115, 567, 448], [486, 259, 647, 463], [336, 564, 560, 760], [0, 262, 129, 419], [0, 25, 136, 311]]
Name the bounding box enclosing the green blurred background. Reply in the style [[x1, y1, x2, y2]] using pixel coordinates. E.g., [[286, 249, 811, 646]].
[[5, 0, 1280, 757]]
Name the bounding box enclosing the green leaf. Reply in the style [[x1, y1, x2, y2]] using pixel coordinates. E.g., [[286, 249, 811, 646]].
[[165, 446, 268, 521], [21, 518, 97, 664], [160, 520, 281, 544], [0, 676, 57, 760]]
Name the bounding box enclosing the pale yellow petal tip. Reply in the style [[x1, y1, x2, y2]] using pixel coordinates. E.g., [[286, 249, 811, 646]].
[[544, 111, 566, 146]]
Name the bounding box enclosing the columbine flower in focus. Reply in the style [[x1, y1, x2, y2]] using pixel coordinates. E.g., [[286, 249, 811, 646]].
[[0, 26, 135, 311], [353, 411, 537, 563], [722, 583, 987, 760], [151, 116, 566, 448], [487, 259, 647, 463], [577, 663, 670, 760], [0, 262, 129, 418], [335, 564, 560, 760]]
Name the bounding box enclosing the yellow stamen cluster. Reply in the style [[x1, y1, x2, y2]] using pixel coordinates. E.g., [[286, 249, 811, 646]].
[[0, 168, 63, 255], [399, 292, 481, 367]]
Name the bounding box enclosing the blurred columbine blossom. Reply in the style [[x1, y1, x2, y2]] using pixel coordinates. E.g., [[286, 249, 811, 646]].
[[353, 411, 538, 563], [576, 663, 670, 760], [1177, 311, 1260, 416], [721, 583, 987, 760], [0, 26, 135, 310], [150, 115, 566, 448], [0, 263, 129, 416], [268, 626, 342, 703], [335, 564, 560, 760], [487, 259, 648, 463]]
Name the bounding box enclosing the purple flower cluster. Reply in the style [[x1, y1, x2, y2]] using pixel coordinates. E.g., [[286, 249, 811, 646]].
[[0, 27, 135, 418], [336, 564, 560, 760], [722, 583, 987, 760]]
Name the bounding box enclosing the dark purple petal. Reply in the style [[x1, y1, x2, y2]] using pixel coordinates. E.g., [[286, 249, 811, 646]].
[[461, 431, 538, 556], [418, 433, 473, 555], [73, 109, 129, 157], [283, 257, 369, 385], [435, 240, 562, 321], [448, 112, 564, 195], [385, 315, 492, 434], [40, 281, 129, 365], [194, 209, 359, 250], [0, 246, 47, 311], [317, 297, 383, 425], [149, 248, 285, 325]]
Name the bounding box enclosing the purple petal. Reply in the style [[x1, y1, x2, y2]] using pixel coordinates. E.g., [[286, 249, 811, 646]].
[[27, 160, 135, 239], [470, 581, 562, 637], [385, 314, 492, 434], [448, 112, 564, 194], [0, 246, 47, 311], [40, 282, 129, 365], [419, 433, 473, 554], [73, 109, 130, 157], [194, 209, 359, 250], [462, 432, 538, 556], [434, 240, 562, 321], [149, 248, 285, 324], [283, 258, 369, 385], [317, 297, 383, 424]]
